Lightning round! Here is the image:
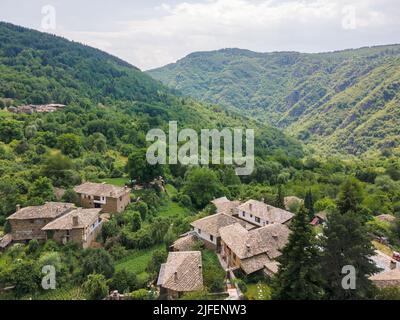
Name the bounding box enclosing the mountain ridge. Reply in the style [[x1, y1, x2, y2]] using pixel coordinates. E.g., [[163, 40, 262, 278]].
[[148, 44, 400, 156]]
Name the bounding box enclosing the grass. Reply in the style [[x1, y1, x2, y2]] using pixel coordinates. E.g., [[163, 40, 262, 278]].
[[115, 244, 164, 283], [99, 177, 130, 187], [372, 240, 393, 257], [158, 201, 192, 219], [245, 282, 272, 300], [0, 109, 12, 118], [21, 286, 86, 300], [202, 249, 226, 291]]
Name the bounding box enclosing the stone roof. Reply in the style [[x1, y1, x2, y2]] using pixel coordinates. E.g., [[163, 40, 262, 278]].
[[237, 200, 294, 224], [370, 268, 400, 282], [0, 234, 12, 249], [284, 196, 303, 210], [42, 208, 102, 230], [190, 213, 250, 237], [211, 197, 241, 215], [376, 214, 396, 223], [220, 223, 290, 260], [7, 202, 75, 220], [264, 261, 280, 274], [241, 254, 271, 274], [157, 251, 203, 292], [172, 234, 198, 252], [315, 211, 328, 221], [74, 182, 131, 198]]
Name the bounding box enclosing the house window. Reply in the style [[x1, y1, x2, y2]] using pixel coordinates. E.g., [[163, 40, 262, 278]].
[[198, 229, 201, 234], [210, 235, 214, 242], [119, 197, 122, 201], [255, 217, 261, 223], [242, 211, 245, 217], [250, 214, 253, 218]]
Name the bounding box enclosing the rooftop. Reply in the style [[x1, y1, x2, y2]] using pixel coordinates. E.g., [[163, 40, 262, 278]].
[[237, 200, 294, 224], [211, 197, 241, 215], [157, 251, 203, 292], [7, 202, 75, 220], [220, 222, 290, 260], [172, 234, 198, 252], [74, 182, 131, 198], [190, 213, 253, 237], [42, 208, 102, 230]]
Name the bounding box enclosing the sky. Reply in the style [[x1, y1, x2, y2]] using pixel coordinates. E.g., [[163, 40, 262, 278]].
[[0, 0, 399, 70]]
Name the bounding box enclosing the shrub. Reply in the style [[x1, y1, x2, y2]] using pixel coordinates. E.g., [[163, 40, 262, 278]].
[[83, 274, 109, 300]]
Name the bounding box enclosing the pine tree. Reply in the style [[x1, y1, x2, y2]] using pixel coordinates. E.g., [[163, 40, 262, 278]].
[[320, 178, 378, 300], [275, 185, 285, 209], [304, 189, 315, 218], [337, 177, 363, 214], [272, 206, 324, 300], [321, 210, 379, 299]]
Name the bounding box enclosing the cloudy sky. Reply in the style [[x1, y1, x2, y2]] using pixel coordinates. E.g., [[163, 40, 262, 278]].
[[0, 0, 399, 70]]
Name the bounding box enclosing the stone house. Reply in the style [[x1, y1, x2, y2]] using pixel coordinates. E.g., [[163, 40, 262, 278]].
[[42, 208, 102, 248], [74, 182, 131, 213], [157, 251, 203, 300], [236, 199, 294, 227], [6, 202, 76, 242], [219, 223, 290, 275], [211, 197, 241, 215], [190, 213, 255, 252]]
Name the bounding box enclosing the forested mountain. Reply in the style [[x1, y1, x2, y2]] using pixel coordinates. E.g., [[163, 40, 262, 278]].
[[148, 46, 400, 156], [0, 22, 302, 158]]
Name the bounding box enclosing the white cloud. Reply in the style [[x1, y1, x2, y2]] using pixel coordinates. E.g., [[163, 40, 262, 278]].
[[52, 0, 400, 70]]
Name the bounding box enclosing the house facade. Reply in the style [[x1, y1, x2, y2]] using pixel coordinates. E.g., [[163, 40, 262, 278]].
[[74, 182, 131, 213], [190, 213, 253, 251], [236, 200, 294, 227], [6, 202, 76, 242], [42, 208, 103, 248], [157, 251, 203, 300]]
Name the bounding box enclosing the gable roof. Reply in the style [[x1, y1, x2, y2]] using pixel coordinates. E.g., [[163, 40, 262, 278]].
[[157, 251, 203, 292], [237, 200, 294, 224], [190, 213, 251, 237], [42, 208, 102, 230], [7, 202, 75, 220], [73, 182, 131, 198], [220, 223, 290, 260], [370, 268, 400, 282], [376, 214, 396, 223], [315, 211, 328, 221], [0, 234, 12, 249], [211, 197, 241, 215], [172, 234, 198, 252]]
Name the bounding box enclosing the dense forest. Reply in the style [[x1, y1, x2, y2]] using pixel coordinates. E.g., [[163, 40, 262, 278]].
[[149, 46, 400, 156], [0, 22, 400, 300]]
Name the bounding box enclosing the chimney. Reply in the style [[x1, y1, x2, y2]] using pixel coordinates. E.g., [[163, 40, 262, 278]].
[[261, 198, 265, 203], [390, 260, 397, 270], [249, 203, 253, 211], [16, 204, 21, 212], [246, 244, 251, 253], [174, 271, 178, 281], [72, 214, 79, 226]]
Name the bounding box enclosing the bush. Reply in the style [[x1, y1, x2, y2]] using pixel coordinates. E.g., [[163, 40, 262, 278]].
[[83, 274, 109, 300], [109, 269, 139, 293], [81, 249, 115, 279], [130, 289, 156, 300]]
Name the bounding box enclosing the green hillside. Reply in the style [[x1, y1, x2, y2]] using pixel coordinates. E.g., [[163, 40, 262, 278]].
[[148, 46, 400, 156], [0, 22, 302, 159]]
